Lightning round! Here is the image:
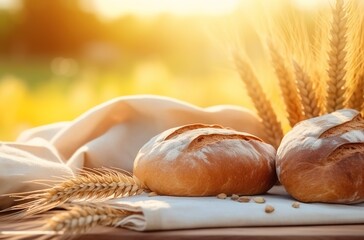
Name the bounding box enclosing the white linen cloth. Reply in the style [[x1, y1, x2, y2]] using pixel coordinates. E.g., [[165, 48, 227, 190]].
[[1, 94, 364, 230], [0, 95, 265, 208], [108, 186, 364, 231]]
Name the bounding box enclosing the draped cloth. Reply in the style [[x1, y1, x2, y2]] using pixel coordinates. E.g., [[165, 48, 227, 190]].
[[107, 186, 364, 231], [1, 95, 363, 231], [0, 95, 265, 208]]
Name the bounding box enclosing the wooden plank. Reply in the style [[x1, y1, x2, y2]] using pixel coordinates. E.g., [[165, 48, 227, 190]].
[[1, 218, 363, 239], [76, 225, 364, 240]]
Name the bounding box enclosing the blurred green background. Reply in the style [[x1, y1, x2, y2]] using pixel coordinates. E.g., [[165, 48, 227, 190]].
[[0, 0, 323, 140]]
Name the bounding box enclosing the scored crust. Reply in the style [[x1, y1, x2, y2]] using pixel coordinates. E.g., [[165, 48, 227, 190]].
[[276, 109, 364, 204], [133, 123, 276, 196]]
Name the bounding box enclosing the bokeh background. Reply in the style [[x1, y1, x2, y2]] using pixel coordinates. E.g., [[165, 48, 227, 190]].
[[0, 0, 326, 140]]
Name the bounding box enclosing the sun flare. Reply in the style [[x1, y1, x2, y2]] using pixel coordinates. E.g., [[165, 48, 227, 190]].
[[91, 0, 240, 18]]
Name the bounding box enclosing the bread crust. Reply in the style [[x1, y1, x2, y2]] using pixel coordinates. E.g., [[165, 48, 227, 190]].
[[276, 109, 364, 204], [134, 124, 276, 196]]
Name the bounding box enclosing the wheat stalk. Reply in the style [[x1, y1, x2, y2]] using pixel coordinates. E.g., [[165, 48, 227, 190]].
[[345, 1, 364, 111], [2, 168, 145, 219], [293, 60, 322, 119], [326, 0, 348, 113], [267, 40, 304, 127], [346, 74, 364, 111], [233, 53, 284, 149], [310, 9, 330, 113], [312, 69, 327, 114], [2, 203, 140, 239], [44, 203, 136, 236]]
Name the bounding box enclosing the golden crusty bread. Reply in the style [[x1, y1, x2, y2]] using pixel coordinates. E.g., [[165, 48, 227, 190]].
[[276, 109, 364, 204], [133, 123, 277, 196]]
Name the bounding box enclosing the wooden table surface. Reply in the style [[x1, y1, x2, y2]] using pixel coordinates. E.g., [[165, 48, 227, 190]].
[[68, 224, 364, 240], [1, 223, 364, 239]]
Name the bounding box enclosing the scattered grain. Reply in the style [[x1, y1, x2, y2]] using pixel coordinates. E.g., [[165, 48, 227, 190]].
[[231, 194, 239, 201], [253, 197, 266, 204], [217, 193, 227, 199], [265, 205, 275, 213], [148, 192, 158, 197], [237, 196, 251, 203], [292, 202, 300, 208]]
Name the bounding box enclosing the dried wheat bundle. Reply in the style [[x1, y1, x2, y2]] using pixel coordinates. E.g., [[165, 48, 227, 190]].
[[310, 10, 330, 115], [1, 168, 145, 220], [233, 53, 284, 149], [326, 0, 349, 113], [241, 0, 360, 139], [345, 1, 364, 111], [293, 60, 322, 119], [43, 203, 137, 238], [267, 40, 304, 127], [1, 202, 139, 240]]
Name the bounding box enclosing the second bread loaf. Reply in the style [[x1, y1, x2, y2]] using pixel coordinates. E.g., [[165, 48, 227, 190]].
[[277, 109, 364, 204]]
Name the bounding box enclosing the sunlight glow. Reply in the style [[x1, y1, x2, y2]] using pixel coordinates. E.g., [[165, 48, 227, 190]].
[[0, 0, 20, 10], [91, 0, 240, 18], [292, 0, 329, 10]]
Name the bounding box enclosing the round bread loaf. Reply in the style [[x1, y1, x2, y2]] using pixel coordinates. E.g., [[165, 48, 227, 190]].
[[133, 123, 277, 196], [276, 109, 364, 204]]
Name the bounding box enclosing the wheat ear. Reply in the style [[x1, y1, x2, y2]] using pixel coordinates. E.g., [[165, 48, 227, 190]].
[[234, 53, 283, 148], [346, 74, 364, 111], [1, 203, 139, 240], [2, 168, 145, 219], [268, 40, 304, 127], [293, 60, 322, 119], [326, 0, 348, 113], [345, 1, 364, 111], [44, 203, 137, 236]]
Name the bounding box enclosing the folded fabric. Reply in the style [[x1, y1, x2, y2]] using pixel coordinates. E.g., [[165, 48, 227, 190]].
[[0, 95, 265, 208], [2, 94, 364, 230], [107, 186, 364, 231], [0, 139, 74, 208]]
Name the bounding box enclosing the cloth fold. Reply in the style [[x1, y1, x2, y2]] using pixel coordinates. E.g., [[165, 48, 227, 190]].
[[0, 95, 265, 208], [108, 186, 364, 231], [1, 94, 364, 230]]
